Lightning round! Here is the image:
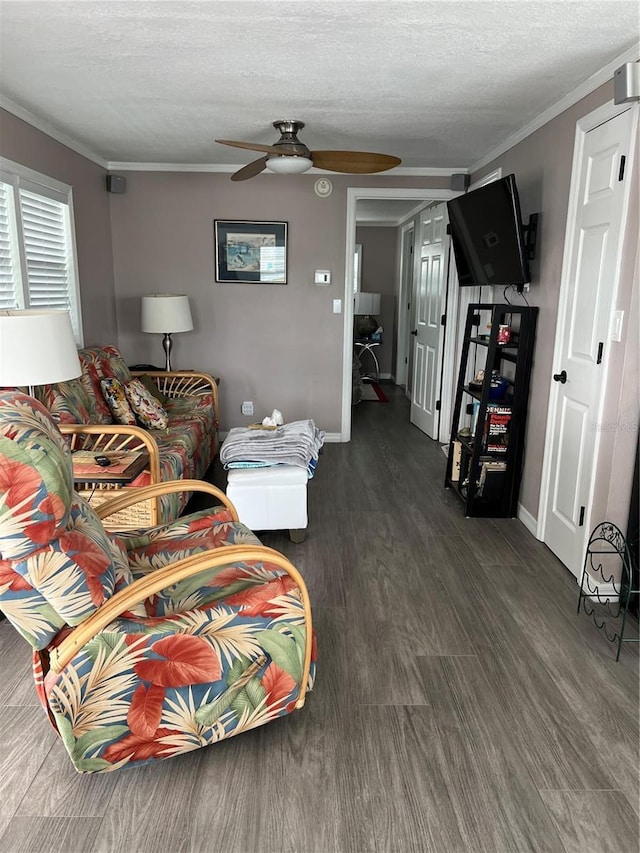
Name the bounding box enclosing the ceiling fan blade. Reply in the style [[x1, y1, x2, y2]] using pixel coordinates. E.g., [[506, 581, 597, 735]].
[[311, 150, 401, 173], [216, 139, 285, 156], [231, 156, 268, 182]]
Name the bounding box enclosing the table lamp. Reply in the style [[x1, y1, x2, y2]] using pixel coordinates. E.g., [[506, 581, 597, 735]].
[[141, 294, 193, 371], [354, 291, 381, 337], [0, 309, 81, 395]]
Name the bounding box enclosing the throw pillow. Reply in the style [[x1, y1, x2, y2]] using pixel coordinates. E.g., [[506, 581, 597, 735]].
[[100, 377, 137, 426], [137, 374, 168, 405], [125, 378, 169, 430]]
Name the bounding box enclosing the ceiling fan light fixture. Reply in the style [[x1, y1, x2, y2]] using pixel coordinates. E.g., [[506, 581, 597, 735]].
[[265, 155, 313, 175]]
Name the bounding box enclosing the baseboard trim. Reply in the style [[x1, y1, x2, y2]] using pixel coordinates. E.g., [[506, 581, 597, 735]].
[[517, 502, 539, 538], [580, 577, 620, 604]]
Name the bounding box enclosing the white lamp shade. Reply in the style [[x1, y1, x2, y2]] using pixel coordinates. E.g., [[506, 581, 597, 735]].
[[265, 156, 313, 175], [0, 310, 81, 386], [354, 292, 381, 315], [141, 294, 193, 333]]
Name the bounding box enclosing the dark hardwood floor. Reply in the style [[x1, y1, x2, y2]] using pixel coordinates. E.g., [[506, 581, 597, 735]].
[[1, 383, 638, 852]]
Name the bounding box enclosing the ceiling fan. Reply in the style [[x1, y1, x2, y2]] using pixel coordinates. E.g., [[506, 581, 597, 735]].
[[215, 120, 401, 181]]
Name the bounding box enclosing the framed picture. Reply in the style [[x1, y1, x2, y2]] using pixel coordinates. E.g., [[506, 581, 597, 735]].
[[214, 220, 288, 284]]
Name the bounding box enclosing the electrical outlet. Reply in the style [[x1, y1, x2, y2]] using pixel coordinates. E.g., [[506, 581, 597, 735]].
[[241, 401, 254, 416]]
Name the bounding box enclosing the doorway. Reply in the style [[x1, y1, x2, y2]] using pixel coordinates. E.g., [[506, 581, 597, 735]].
[[342, 187, 458, 442]]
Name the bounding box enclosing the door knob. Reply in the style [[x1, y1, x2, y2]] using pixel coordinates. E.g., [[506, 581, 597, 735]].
[[410, 329, 418, 336], [553, 370, 567, 383]]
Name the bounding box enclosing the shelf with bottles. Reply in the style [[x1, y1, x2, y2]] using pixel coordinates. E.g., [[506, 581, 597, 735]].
[[444, 302, 538, 518]]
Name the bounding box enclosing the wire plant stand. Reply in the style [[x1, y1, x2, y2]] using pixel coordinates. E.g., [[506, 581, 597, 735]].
[[577, 522, 639, 661]]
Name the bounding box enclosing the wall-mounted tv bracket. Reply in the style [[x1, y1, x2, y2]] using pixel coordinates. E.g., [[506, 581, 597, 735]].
[[523, 213, 539, 261]]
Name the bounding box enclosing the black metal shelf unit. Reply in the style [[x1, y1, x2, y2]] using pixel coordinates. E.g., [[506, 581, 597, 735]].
[[444, 303, 538, 517]]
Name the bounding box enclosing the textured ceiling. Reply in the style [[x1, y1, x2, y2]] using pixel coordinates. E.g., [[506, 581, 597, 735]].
[[0, 1, 638, 170]]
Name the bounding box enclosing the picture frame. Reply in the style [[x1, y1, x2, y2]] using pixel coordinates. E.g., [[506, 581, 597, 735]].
[[214, 220, 288, 284]]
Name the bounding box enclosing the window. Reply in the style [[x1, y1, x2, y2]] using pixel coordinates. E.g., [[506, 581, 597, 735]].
[[0, 158, 83, 344], [353, 243, 362, 294]]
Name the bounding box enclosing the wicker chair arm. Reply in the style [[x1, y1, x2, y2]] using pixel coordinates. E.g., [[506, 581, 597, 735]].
[[95, 479, 237, 521], [59, 423, 161, 483], [48, 544, 313, 708], [131, 370, 219, 410]]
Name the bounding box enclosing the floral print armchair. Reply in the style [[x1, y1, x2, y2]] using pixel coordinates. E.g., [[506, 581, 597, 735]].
[[0, 391, 315, 773]]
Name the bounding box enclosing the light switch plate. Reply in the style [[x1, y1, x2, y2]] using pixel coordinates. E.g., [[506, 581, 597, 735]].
[[333, 299, 342, 314], [315, 270, 331, 285]]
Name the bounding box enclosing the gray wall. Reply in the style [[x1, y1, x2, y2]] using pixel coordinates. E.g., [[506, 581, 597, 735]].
[[110, 172, 448, 434], [472, 80, 639, 528], [3, 81, 635, 529], [355, 226, 398, 378], [0, 109, 117, 344]]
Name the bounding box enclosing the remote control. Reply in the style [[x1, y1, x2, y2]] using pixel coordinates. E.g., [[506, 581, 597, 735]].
[[95, 455, 111, 467]]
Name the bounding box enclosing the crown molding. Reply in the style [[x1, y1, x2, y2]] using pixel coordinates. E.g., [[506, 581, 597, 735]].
[[106, 161, 466, 176], [107, 162, 239, 172], [470, 43, 640, 174], [356, 220, 406, 228], [0, 95, 108, 168]]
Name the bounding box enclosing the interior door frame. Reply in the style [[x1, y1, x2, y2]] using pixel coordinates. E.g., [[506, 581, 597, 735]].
[[410, 201, 450, 439], [396, 220, 415, 390], [342, 187, 458, 441], [537, 98, 639, 545]]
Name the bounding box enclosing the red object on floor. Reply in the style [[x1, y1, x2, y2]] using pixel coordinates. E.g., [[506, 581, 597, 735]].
[[362, 381, 388, 402]]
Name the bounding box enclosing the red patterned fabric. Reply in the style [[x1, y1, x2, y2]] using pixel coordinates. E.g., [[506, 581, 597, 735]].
[[0, 392, 315, 775], [80, 362, 113, 424], [34, 346, 218, 524]]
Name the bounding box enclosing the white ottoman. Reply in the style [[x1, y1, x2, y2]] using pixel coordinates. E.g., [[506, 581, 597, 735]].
[[226, 465, 308, 542]]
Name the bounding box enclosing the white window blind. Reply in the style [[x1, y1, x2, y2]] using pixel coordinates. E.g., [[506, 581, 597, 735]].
[[19, 190, 74, 311], [0, 181, 21, 310], [0, 160, 83, 344]]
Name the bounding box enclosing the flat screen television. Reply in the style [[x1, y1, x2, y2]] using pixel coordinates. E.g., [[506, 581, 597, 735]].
[[447, 174, 531, 289]]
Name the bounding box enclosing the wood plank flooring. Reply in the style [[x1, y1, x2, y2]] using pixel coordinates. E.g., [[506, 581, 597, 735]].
[[0, 383, 638, 852]]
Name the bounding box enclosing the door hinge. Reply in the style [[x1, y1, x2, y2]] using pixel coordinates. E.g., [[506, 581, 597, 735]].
[[440, 314, 446, 326], [405, 356, 408, 364], [597, 341, 604, 364], [579, 506, 585, 527], [446, 223, 451, 235], [618, 155, 626, 182], [435, 400, 441, 411]]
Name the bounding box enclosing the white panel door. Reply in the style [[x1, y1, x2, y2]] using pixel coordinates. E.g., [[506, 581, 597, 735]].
[[543, 107, 636, 576], [410, 204, 447, 438]]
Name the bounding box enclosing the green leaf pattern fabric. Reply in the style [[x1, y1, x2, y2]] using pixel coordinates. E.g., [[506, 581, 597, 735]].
[[36, 345, 219, 524], [0, 391, 315, 774]]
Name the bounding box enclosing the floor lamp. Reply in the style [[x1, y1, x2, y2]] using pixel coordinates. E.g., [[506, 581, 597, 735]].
[[0, 309, 82, 395], [141, 294, 193, 371]]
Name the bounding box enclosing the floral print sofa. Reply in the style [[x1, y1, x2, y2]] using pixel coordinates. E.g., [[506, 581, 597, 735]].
[[35, 345, 219, 528], [0, 391, 315, 773]]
